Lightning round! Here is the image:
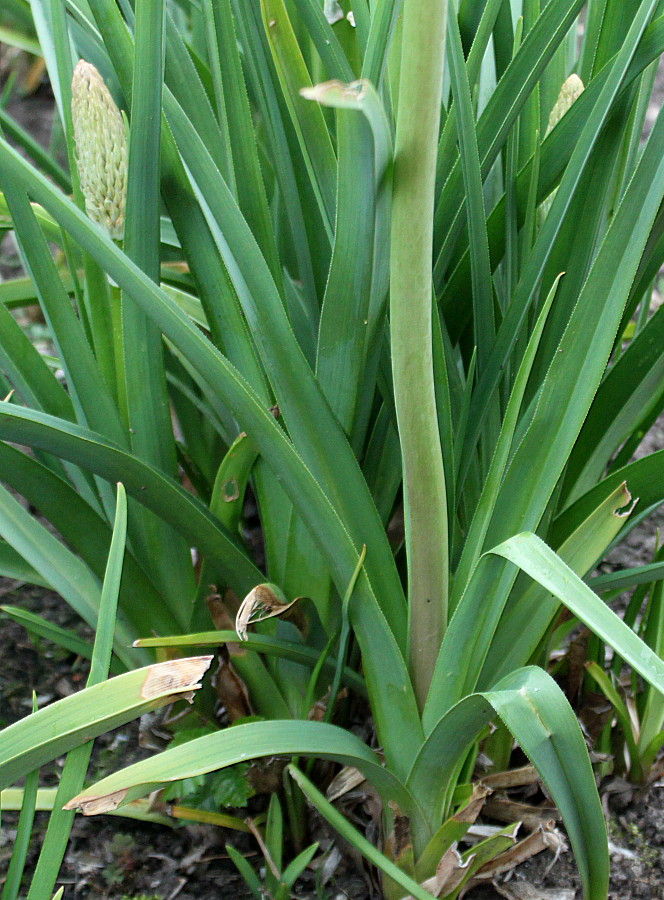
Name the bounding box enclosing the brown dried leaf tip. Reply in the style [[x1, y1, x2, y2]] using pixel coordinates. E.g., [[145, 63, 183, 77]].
[[235, 583, 299, 640], [140, 655, 213, 700]]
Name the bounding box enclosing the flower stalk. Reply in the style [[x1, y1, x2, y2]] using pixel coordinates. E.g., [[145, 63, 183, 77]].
[[390, 0, 449, 708]]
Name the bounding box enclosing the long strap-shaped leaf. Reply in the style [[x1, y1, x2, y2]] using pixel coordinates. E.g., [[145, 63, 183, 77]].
[[0, 142, 423, 773], [80, 0, 268, 395], [552, 449, 664, 542], [0, 403, 263, 598], [564, 303, 664, 503], [411, 667, 609, 900], [491, 533, 664, 694], [288, 764, 435, 900], [433, 0, 585, 277], [135, 629, 367, 698], [482, 484, 633, 685], [0, 657, 212, 791], [0, 441, 177, 636], [261, 0, 337, 238], [440, 12, 664, 338], [63, 720, 418, 818], [162, 88, 407, 632], [483, 66, 664, 553], [120, 0, 194, 620], [24, 483, 129, 900], [456, 0, 660, 480], [0, 481, 136, 665]]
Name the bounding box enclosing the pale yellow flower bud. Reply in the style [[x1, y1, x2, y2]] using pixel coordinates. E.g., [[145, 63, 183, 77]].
[[539, 74, 584, 224], [546, 73, 584, 136], [71, 60, 127, 240]]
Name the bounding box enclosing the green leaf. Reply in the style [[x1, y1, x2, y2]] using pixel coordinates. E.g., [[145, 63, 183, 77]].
[[287, 765, 436, 900], [0, 404, 263, 602], [0, 481, 135, 666], [64, 720, 417, 815], [260, 0, 337, 238], [414, 667, 609, 900], [0, 657, 212, 791], [134, 629, 367, 698], [0, 605, 123, 675], [492, 533, 664, 695]]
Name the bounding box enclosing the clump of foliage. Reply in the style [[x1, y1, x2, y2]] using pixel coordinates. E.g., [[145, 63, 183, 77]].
[[1, 1, 664, 899]]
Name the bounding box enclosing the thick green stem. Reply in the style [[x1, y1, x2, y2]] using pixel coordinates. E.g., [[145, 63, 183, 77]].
[[391, 0, 449, 709]]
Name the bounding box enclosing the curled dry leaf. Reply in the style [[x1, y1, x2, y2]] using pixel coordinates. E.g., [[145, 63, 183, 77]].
[[403, 844, 471, 900], [212, 654, 252, 722], [469, 821, 567, 886], [455, 782, 493, 824], [482, 792, 559, 829], [325, 766, 366, 803], [481, 765, 539, 790], [235, 583, 299, 640]]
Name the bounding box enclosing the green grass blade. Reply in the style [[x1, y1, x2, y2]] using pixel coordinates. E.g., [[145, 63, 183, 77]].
[[202, 0, 282, 284], [585, 661, 642, 782], [152, 95, 408, 636], [0, 547, 50, 588], [452, 274, 561, 606], [305, 80, 388, 440], [483, 483, 632, 684], [225, 844, 263, 899], [0, 104, 70, 191], [447, 8, 494, 374], [287, 765, 436, 900], [0, 480, 135, 664], [565, 303, 664, 502], [482, 82, 664, 553], [25, 482, 128, 900], [440, 13, 664, 338], [1, 605, 124, 674], [588, 561, 664, 592], [429, 482, 632, 719], [415, 667, 608, 900], [553, 449, 664, 544], [0, 301, 73, 421], [1, 714, 39, 900], [134, 630, 367, 698], [457, 0, 661, 477], [0, 441, 173, 636], [484, 667, 609, 900], [85, 0, 268, 395], [289, 0, 354, 81], [231, 0, 319, 305], [0, 176, 126, 451], [120, 0, 194, 617], [434, 0, 585, 277]]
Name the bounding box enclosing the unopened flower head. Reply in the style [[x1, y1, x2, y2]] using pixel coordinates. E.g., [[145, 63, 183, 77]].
[[547, 73, 584, 136], [71, 60, 127, 240]]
